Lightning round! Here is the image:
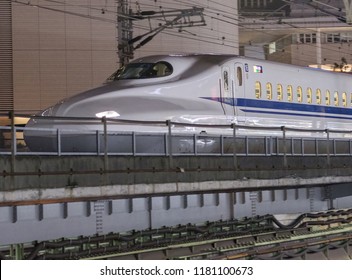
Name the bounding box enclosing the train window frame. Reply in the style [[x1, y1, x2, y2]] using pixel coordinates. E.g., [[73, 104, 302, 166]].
[[266, 82, 272, 100], [334, 91, 339, 106], [342, 92, 347, 107], [287, 85, 293, 102], [307, 87, 312, 104], [255, 81, 262, 99], [316, 89, 321, 104], [277, 84, 283, 101], [297, 86, 303, 103], [325, 90, 330, 106]]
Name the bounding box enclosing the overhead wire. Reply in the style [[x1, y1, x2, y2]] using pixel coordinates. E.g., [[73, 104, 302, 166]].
[[10, 0, 352, 66]]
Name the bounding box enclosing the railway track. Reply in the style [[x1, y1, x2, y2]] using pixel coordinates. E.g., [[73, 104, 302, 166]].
[[1, 209, 352, 260]]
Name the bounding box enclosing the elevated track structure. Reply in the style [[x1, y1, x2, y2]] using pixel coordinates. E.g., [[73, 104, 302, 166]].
[[1, 114, 352, 259]]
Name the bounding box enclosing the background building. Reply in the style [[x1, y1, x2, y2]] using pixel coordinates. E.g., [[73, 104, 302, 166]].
[[1, 0, 352, 114], [0, 0, 238, 113], [239, 0, 352, 68]]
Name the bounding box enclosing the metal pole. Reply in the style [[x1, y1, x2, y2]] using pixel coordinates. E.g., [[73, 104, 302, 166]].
[[57, 129, 61, 156], [9, 111, 15, 189], [102, 117, 109, 183], [167, 120, 173, 167], [232, 123, 237, 170], [326, 129, 330, 167], [281, 126, 287, 168]]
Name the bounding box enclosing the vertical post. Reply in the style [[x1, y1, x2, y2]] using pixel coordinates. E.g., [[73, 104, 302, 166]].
[[132, 131, 136, 156], [117, 0, 133, 66], [96, 130, 100, 155], [15, 244, 24, 260], [102, 117, 109, 183], [9, 110, 16, 157], [281, 126, 287, 168], [326, 129, 330, 167], [57, 129, 61, 156], [193, 134, 197, 155], [167, 120, 173, 167], [232, 123, 237, 170], [9, 111, 15, 189]]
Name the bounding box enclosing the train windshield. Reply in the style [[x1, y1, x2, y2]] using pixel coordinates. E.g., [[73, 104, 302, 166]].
[[107, 61, 173, 81]]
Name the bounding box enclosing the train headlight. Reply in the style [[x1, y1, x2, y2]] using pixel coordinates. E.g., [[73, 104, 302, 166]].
[[95, 110, 120, 118]]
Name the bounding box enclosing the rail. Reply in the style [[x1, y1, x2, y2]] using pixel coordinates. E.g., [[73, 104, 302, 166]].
[[2, 113, 352, 164]]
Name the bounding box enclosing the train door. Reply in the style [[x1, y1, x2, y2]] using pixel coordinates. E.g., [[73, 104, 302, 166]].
[[220, 66, 233, 118], [234, 62, 245, 121]]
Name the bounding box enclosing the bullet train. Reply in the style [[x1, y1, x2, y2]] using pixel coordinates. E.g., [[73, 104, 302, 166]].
[[24, 54, 352, 153]]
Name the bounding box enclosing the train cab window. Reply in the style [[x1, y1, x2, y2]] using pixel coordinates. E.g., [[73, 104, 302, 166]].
[[287, 85, 293, 102], [266, 83, 272, 100], [277, 84, 283, 100], [316, 89, 321, 104], [334, 91, 339, 106], [255, 81, 261, 99], [325, 90, 330, 105], [307, 88, 312, 104], [342, 92, 347, 107], [297, 86, 303, 103], [237, 67, 243, 86], [113, 61, 173, 80]]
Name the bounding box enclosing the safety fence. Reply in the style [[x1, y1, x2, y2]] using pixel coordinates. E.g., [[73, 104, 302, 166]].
[[1, 113, 352, 160]]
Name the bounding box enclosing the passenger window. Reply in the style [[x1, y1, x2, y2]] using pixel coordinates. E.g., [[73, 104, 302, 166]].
[[223, 70, 229, 92], [277, 84, 283, 100], [297, 86, 303, 103], [266, 83, 272, 100], [307, 88, 312, 104], [334, 91, 339, 106], [255, 81, 261, 99], [342, 92, 347, 107], [237, 67, 243, 86], [325, 90, 330, 105], [287, 85, 293, 102], [316, 89, 321, 104]]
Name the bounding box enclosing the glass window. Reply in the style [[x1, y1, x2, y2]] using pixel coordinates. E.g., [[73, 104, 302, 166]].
[[223, 70, 229, 92], [255, 81, 261, 99], [342, 92, 347, 107], [334, 91, 339, 106], [277, 84, 283, 100], [297, 86, 303, 103], [237, 67, 243, 86], [287, 85, 293, 102], [111, 61, 173, 80], [307, 88, 312, 104], [325, 90, 330, 105], [316, 89, 321, 104], [266, 83, 272, 100]]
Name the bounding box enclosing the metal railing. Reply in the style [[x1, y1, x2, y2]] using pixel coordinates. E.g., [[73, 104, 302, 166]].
[[2, 113, 352, 162]]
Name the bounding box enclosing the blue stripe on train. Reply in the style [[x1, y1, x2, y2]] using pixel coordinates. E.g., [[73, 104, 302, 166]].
[[200, 97, 352, 120]]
